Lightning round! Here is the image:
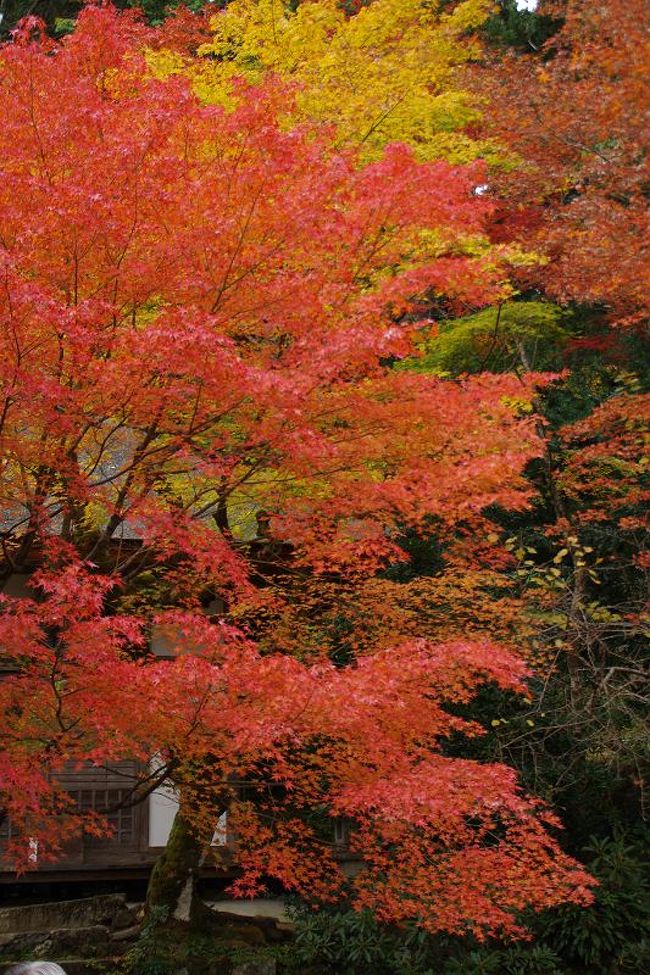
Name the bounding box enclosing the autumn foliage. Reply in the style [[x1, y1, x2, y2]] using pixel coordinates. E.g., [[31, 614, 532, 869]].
[[479, 0, 650, 325], [0, 0, 615, 946], [188, 0, 495, 163]]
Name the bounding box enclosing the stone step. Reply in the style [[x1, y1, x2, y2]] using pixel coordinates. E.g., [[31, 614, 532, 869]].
[[210, 911, 292, 945], [206, 899, 289, 922], [0, 894, 132, 937], [0, 924, 108, 959], [0, 922, 140, 963]]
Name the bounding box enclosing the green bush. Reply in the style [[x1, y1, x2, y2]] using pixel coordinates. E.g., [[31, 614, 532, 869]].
[[540, 831, 650, 972], [400, 301, 573, 376], [443, 944, 564, 975], [123, 906, 173, 975], [286, 904, 441, 975]]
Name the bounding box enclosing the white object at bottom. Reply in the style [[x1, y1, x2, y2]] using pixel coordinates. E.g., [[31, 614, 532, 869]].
[[4, 964, 68, 974]]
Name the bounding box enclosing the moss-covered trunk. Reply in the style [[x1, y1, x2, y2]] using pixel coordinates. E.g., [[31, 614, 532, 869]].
[[145, 808, 207, 929], [142, 807, 271, 973]]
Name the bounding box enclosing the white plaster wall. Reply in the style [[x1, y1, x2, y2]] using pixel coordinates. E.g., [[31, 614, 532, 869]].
[[148, 783, 179, 847], [148, 784, 227, 848]]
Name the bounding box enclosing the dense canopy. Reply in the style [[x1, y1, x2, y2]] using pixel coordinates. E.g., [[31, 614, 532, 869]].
[[0, 4, 647, 974]]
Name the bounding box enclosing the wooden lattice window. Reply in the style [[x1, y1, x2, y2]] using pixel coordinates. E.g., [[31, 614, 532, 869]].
[[69, 788, 136, 847], [0, 813, 16, 847]]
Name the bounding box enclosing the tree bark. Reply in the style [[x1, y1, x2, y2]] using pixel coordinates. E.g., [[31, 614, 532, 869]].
[[145, 809, 206, 929]]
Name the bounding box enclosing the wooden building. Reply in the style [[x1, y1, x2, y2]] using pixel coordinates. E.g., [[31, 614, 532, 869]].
[[0, 567, 348, 886], [0, 571, 231, 884], [0, 517, 354, 887]]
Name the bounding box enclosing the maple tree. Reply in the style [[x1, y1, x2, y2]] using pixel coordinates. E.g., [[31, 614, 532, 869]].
[[476, 0, 650, 326], [400, 310, 649, 972], [149, 0, 499, 165], [513, 386, 650, 776], [0, 2, 596, 943], [411, 301, 649, 781]]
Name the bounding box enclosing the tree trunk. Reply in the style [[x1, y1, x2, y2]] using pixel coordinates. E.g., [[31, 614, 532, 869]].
[[145, 808, 207, 929], [143, 806, 269, 973]]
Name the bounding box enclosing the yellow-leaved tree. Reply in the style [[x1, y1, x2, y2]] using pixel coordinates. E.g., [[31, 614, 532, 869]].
[[150, 0, 499, 164]]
